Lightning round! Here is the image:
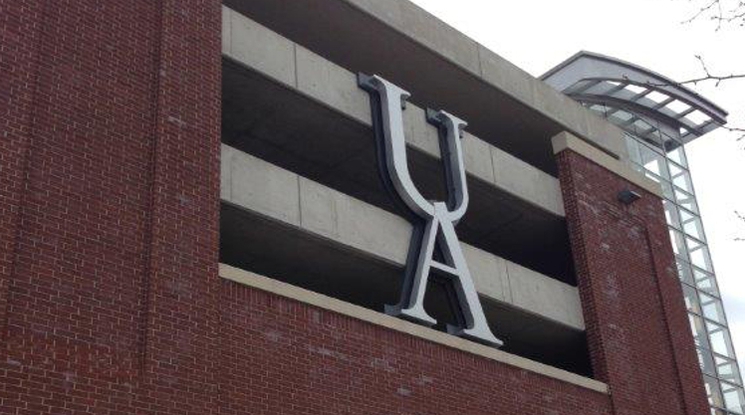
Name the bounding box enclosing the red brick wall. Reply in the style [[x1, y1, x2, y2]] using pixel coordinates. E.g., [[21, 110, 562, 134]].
[[0, 1, 704, 414], [216, 280, 612, 415], [0, 0, 222, 413], [557, 150, 709, 415], [0, 0, 44, 344]]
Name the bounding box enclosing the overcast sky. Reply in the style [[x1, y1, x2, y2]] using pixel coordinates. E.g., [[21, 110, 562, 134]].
[[408, 0, 745, 371]]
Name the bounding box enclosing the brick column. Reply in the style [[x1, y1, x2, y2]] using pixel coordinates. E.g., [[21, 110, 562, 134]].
[[0, 1, 222, 413], [555, 138, 709, 415], [140, 0, 222, 413], [0, 0, 43, 340]]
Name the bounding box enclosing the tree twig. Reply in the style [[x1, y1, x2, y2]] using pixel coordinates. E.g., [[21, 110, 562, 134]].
[[683, 0, 745, 28], [674, 55, 745, 87]]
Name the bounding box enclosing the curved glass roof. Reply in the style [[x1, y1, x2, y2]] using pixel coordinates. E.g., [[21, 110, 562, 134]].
[[541, 51, 728, 146]]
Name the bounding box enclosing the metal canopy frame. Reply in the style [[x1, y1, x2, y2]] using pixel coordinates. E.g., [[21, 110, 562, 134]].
[[542, 51, 728, 145]]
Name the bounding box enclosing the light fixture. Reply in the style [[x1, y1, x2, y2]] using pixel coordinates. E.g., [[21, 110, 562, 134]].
[[618, 189, 642, 205]]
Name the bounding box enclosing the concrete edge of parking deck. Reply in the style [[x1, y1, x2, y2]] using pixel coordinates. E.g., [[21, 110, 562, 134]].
[[221, 144, 585, 330], [552, 131, 664, 198], [222, 5, 566, 218], [219, 263, 610, 394], [337, 0, 628, 160]]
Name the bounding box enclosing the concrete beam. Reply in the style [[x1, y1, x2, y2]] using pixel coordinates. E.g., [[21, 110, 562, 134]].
[[221, 6, 564, 218], [222, 2, 629, 171], [221, 144, 585, 330]]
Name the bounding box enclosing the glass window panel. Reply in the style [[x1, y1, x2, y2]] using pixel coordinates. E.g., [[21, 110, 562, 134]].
[[609, 109, 634, 123], [699, 348, 717, 375], [691, 314, 711, 349], [670, 163, 694, 193], [683, 284, 701, 314], [667, 146, 688, 167], [705, 375, 725, 408], [680, 208, 706, 241], [639, 143, 670, 180], [632, 118, 652, 132], [661, 180, 675, 201], [716, 355, 742, 385], [701, 292, 727, 324], [675, 188, 699, 213], [588, 104, 607, 117], [625, 83, 647, 94], [665, 200, 681, 229], [721, 381, 745, 414], [666, 99, 692, 113], [694, 268, 720, 297], [687, 109, 711, 125], [625, 134, 642, 165], [707, 321, 736, 358], [677, 260, 694, 285], [647, 90, 670, 103], [687, 237, 714, 272], [670, 229, 688, 259]]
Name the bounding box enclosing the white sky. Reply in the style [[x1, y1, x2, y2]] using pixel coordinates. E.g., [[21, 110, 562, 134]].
[[408, 0, 745, 371]]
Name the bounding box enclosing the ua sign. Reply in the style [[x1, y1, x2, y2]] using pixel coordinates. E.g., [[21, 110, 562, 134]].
[[359, 74, 503, 348]]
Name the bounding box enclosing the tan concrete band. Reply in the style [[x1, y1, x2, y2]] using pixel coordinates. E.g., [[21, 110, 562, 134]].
[[219, 263, 610, 394], [552, 131, 664, 198], [221, 145, 585, 330], [222, 6, 565, 217]]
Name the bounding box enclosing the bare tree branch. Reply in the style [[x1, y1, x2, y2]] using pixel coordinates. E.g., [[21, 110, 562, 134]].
[[683, 0, 745, 28], [632, 56, 745, 88], [623, 54, 745, 140]]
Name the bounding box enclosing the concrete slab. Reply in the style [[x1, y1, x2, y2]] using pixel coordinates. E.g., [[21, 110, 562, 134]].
[[462, 132, 496, 185], [225, 145, 301, 226], [222, 6, 231, 55], [222, 59, 574, 282], [507, 261, 585, 330], [295, 45, 372, 125], [221, 2, 629, 170], [227, 5, 296, 88], [222, 144, 584, 330], [491, 145, 564, 215], [222, 13, 564, 217]]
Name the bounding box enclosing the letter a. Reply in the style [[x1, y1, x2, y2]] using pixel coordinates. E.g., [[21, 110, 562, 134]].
[[359, 73, 503, 348]]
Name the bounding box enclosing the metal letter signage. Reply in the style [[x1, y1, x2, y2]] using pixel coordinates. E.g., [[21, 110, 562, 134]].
[[359, 74, 503, 348]]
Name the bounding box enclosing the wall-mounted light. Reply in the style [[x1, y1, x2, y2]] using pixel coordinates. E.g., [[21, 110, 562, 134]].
[[618, 189, 642, 205]]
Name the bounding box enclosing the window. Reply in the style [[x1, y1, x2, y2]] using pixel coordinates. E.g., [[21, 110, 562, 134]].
[[669, 162, 694, 194], [670, 229, 688, 259], [701, 292, 727, 325], [680, 208, 706, 241], [694, 268, 720, 297], [716, 356, 742, 385], [706, 375, 725, 408], [667, 145, 688, 167], [665, 200, 681, 229], [639, 143, 669, 179], [707, 322, 736, 359], [675, 188, 699, 213], [690, 314, 711, 349], [721, 382, 745, 414], [688, 237, 714, 273], [683, 285, 701, 314]]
